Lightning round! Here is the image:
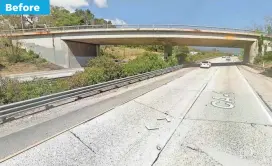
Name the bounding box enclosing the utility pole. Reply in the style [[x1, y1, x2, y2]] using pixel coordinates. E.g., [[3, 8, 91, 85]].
[[20, 15, 24, 31]]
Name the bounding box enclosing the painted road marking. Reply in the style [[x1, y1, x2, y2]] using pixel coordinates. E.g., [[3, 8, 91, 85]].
[[211, 92, 235, 109]]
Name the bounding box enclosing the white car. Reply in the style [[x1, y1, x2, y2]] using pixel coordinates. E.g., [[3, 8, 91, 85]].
[[200, 61, 212, 68], [226, 56, 231, 61]]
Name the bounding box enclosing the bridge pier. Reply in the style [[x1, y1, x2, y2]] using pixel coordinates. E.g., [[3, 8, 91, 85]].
[[243, 41, 258, 63], [65, 41, 100, 68], [164, 45, 172, 60]]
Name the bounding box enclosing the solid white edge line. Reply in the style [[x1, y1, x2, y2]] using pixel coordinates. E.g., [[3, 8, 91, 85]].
[[236, 66, 272, 123]]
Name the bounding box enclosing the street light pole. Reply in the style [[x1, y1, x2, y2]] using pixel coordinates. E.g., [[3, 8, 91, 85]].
[[20, 15, 24, 31]]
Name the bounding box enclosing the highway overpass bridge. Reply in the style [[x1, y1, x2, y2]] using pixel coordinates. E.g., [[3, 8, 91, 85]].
[[2, 24, 271, 68]]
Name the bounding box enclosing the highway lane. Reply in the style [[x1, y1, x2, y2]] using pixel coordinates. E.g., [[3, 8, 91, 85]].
[[209, 56, 241, 63], [0, 67, 196, 160], [154, 65, 272, 166], [1, 58, 272, 166], [0, 64, 216, 165]]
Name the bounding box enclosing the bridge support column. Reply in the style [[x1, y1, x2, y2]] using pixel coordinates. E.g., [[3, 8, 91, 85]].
[[66, 41, 100, 68], [243, 41, 258, 63], [164, 45, 172, 60], [96, 45, 100, 57]]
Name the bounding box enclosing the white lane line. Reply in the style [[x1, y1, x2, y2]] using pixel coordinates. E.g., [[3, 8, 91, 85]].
[[236, 66, 272, 124]]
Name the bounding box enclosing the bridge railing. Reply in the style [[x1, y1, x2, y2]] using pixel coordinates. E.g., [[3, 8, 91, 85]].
[[0, 24, 260, 35]]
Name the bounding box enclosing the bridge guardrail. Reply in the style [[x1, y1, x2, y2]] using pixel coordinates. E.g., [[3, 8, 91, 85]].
[[0, 65, 183, 124], [0, 24, 260, 35]]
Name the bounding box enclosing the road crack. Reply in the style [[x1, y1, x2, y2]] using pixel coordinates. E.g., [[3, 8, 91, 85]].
[[151, 79, 212, 166], [70, 131, 96, 154], [133, 100, 171, 117], [184, 144, 223, 166], [186, 145, 202, 152]]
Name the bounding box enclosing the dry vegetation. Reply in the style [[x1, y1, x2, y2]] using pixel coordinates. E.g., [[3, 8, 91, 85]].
[[0, 54, 62, 76], [102, 46, 160, 61]]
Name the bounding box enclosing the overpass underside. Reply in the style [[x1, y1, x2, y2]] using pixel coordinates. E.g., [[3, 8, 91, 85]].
[[66, 37, 252, 48], [64, 37, 256, 64]]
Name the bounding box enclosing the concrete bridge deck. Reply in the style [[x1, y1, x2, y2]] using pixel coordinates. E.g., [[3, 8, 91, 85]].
[[4, 25, 270, 68]]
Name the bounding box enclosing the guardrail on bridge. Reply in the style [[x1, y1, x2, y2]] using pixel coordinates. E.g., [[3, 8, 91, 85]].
[[0, 24, 261, 35]]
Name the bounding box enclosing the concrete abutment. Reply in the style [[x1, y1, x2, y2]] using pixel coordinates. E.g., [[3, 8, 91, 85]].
[[243, 41, 258, 63], [14, 35, 100, 68]]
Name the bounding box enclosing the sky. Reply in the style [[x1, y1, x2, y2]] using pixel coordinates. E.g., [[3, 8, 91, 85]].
[[50, 0, 272, 53], [51, 0, 272, 29]]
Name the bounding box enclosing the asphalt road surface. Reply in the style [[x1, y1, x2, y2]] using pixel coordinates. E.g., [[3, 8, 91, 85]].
[[1, 57, 272, 166]]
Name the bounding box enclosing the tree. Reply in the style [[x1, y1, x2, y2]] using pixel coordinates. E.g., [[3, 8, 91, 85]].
[[74, 9, 94, 25], [173, 46, 189, 64], [1, 5, 114, 29], [252, 17, 272, 55], [0, 15, 22, 30]]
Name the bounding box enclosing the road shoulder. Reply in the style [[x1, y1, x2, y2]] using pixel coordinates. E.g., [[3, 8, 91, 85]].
[[238, 65, 272, 112]]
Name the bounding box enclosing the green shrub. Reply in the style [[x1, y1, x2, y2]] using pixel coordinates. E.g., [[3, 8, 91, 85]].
[[0, 51, 178, 105], [0, 37, 42, 64], [263, 51, 272, 61], [122, 52, 168, 76], [0, 77, 72, 105], [67, 67, 105, 89], [88, 55, 123, 80], [253, 55, 264, 64], [20, 50, 40, 62], [167, 55, 178, 66], [0, 78, 21, 104], [67, 72, 90, 89]]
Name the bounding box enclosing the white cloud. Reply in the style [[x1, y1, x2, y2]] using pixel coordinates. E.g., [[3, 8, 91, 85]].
[[51, 0, 89, 11], [93, 0, 108, 8], [50, 0, 108, 11], [105, 18, 127, 25]]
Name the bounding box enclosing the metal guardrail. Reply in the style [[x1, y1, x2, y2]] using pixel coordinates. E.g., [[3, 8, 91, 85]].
[[0, 65, 183, 123], [0, 24, 261, 35]]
